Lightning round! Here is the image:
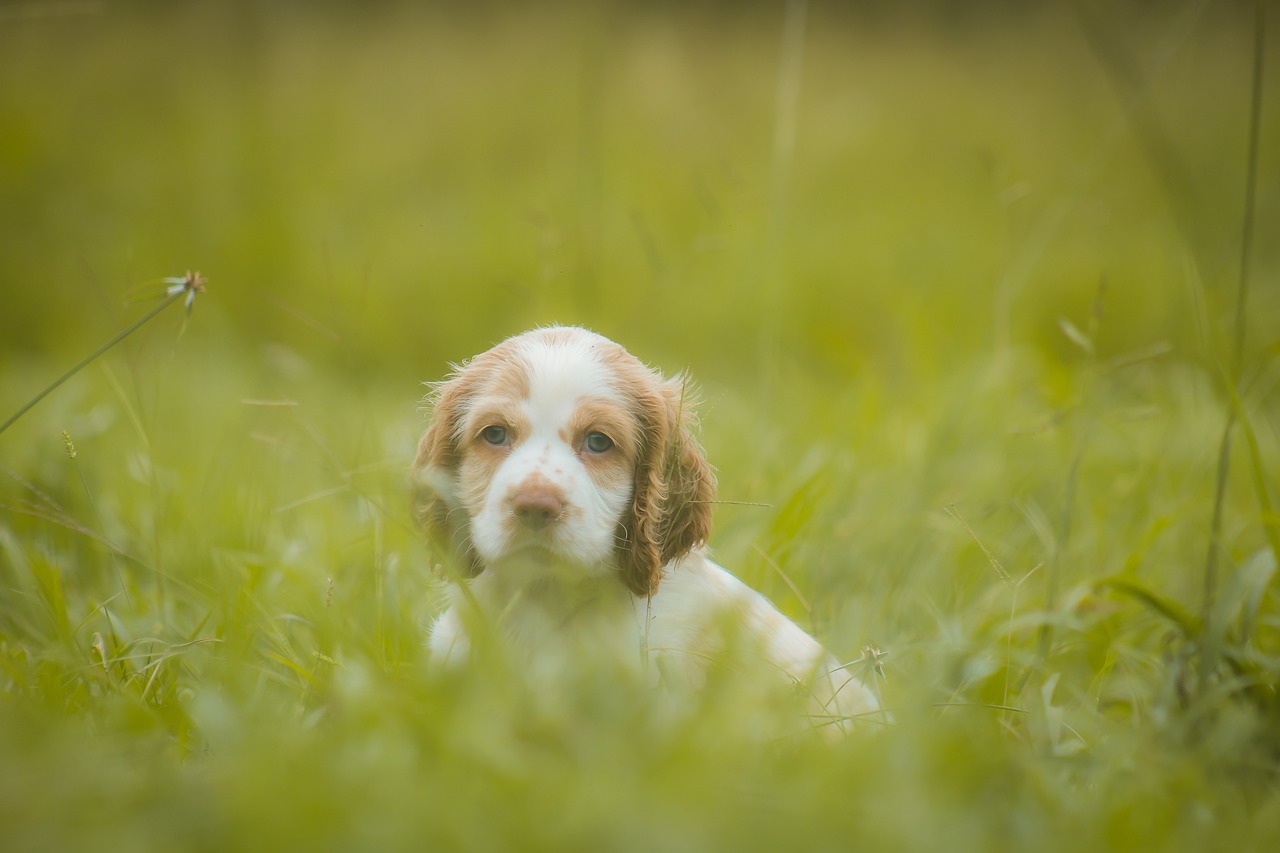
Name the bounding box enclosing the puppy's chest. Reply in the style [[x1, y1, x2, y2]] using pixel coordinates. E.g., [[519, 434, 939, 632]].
[[481, 577, 650, 662]]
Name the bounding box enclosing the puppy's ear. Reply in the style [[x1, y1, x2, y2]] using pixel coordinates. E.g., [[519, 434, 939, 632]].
[[618, 376, 716, 598], [410, 376, 483, 579], [656, 376, 716, 564]]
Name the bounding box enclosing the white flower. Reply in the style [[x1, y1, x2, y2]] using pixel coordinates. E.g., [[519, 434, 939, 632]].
[[164, 270, 207, 312]]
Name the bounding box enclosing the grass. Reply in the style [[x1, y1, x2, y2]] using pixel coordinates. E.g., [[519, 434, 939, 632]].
[[1, 1, 1279, 850]]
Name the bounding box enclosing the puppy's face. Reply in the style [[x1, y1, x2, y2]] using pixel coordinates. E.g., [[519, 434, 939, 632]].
[[412, 327, 715, 597], [452, 335, 639, 571]]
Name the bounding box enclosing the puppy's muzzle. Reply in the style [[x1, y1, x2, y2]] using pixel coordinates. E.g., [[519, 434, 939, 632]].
[[509, 480, 566, 530]]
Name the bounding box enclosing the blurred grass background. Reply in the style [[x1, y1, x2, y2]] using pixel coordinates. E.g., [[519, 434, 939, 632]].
[[1, 0, 1279, 850]]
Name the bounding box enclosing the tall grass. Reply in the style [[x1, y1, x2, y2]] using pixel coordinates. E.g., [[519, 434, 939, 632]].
[[1, 2, 1278, 850]]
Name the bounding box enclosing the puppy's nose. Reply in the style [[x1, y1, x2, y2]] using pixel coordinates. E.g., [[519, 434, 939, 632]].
[[510, 485, 564, 529]]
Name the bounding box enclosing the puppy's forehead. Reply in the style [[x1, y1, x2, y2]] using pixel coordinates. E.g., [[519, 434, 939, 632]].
[[514, 329, 620, 408], [455, 327, 638, 412]]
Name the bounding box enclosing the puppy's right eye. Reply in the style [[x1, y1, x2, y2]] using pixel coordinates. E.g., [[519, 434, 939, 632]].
[[480, 425, 509, 446]]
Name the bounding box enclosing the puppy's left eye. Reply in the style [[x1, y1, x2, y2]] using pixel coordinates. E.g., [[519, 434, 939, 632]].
[[584, 432, 613, 454]]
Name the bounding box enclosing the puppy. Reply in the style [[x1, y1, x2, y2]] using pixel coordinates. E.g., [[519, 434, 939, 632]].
[[412, 326, 881, 732]]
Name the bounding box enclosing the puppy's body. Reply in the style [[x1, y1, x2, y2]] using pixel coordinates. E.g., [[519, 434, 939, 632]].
[[429, 551, 870, 710], [414, 326, 879, 731]]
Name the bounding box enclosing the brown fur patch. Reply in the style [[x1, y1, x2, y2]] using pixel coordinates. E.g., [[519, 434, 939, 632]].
[[410, 337, 533, 576], [564, 397, 640, 459], [613, 368, 716, 598]]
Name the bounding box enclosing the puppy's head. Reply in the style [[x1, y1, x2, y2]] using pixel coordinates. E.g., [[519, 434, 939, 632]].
[[411, 326, 715, 597]]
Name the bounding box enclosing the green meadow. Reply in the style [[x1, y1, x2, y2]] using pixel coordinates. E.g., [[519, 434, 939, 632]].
[[1, 1, 1278, 849]]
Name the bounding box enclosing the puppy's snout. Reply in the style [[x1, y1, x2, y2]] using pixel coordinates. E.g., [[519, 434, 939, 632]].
[[509, 480, 565, 529]]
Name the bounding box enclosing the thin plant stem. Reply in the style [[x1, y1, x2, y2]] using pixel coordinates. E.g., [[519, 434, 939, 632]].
[[1230, 0, 1265, 381], [1202, 0, 1265, 630], [1027, 284, 1103, 676], [0, 291, 183, 437], [64, 430, 133, 611], [760, 0, 808, 387]]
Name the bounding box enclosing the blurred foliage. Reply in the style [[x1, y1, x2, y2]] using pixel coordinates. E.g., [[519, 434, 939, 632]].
[[1, 0, 1279, 850]]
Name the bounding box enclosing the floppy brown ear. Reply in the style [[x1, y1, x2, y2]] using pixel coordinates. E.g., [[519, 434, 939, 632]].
[[410, 378, 484, 579], [618, 376, 716, 598]]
